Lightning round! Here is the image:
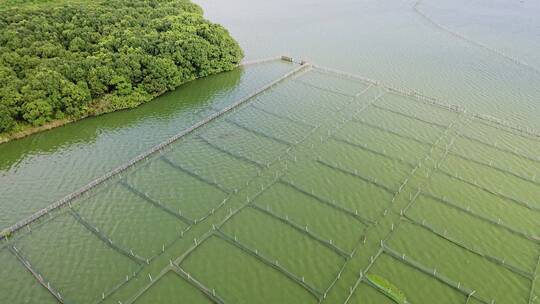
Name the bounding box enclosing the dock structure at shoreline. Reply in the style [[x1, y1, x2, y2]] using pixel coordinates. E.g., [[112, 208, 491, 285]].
[[0, 56, 308, 241]]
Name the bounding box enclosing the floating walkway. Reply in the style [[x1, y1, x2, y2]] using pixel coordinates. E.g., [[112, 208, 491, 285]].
[[529, 255, 540, 304], [5, 55, 540, 304], [0, 58, 310, 240], [343, 247, 384, 304]]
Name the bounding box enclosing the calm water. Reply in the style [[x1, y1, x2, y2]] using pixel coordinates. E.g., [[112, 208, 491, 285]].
[[1, 0, 540, 303], [1, 0, 539, 231]]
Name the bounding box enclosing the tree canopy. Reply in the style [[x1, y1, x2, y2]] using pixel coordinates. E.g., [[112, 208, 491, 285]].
[[0, 0, 243, 133]]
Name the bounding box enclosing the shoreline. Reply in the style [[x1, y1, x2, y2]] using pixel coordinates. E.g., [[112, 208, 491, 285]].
[[0, 55, 302, 239], [0, 56, 289, 146], [0, 90, 166, 145]]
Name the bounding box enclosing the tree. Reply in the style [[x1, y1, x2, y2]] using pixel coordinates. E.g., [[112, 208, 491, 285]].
[[0, 0, 243, 133]]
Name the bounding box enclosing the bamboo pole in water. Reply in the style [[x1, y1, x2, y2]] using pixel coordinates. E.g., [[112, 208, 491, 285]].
[[9, 246, 69, 304], [472, 113, 540, 141], [447, 150, 540, 187], [421, 192, 540, 244], [435, 168, 540, 213], [171, 265, 226, 304], [458, 132, 540, 164], [382, 244, 493, 304], [343, 247, 384, 304]]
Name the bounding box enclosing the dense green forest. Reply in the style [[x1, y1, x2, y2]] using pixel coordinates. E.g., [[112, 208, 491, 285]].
[[0, 0, 243, 134]]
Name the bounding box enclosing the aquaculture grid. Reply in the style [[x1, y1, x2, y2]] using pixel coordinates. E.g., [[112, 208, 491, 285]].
[[2, 56, 540, 304]]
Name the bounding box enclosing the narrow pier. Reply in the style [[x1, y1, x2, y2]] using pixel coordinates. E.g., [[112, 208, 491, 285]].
[[0, 58, 310, 240]]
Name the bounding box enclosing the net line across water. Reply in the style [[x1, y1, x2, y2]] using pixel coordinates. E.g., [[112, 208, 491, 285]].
[[413, 0, 540, 77], [312, 63, 540, 141], [382, 243, 494, 304], [402, 214, 534, 280], [214, 229, 324, 300], [344, 113, 462, 304], [9, 246, 71, 304], [248, 204, 351, 259]]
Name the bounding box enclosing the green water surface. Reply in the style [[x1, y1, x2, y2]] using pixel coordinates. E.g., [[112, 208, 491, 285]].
[[1, 0, 540, 303]]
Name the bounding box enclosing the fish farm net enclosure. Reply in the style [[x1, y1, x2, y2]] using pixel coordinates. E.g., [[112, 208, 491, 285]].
[[2, 57, 540, 304]]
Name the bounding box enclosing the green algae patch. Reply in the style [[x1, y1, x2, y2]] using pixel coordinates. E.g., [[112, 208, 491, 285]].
[[366, 274, 409, 304]]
